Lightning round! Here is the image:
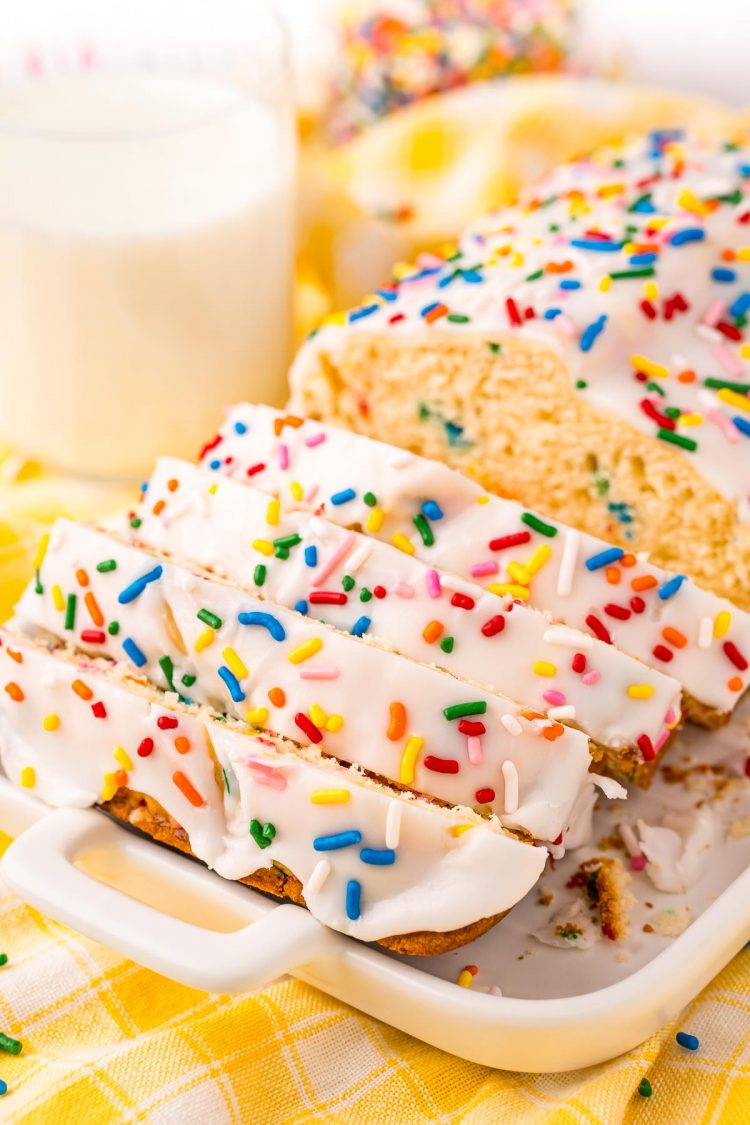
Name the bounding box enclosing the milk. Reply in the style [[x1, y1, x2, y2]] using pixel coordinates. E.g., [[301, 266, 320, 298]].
[[0, 74, 295, 477]]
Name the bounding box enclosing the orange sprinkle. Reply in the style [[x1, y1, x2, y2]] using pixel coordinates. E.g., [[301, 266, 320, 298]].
[[75, 568, 89, 588], [677, 369, 697, 383], [152, 499, 166, 516], [542, 722, 565, 742], [113, 770, 129, 787], [620, 553, 637, 568], [424, 303, 448, 324], [387, 702, 407, 742], [72, 679, 94, 701], [84, 591, 104, 628], [546, 259, 574, 274], [423, 620, 444, 644], [662, 626, 688, 649], [4, 682, 24, 702], [173, 770, 204, 808], [605, 566, 621, 585], [268, 686, 286, 708], [520, 708, 546, 722], [631, 575, 658, 592], [728, 676, 744, 693], [174, 736, 191, 754], [6, 648, 23, 664], [167, 478, 179, 492], [273, 414, 304, 436], [721, 248, 736, 261]]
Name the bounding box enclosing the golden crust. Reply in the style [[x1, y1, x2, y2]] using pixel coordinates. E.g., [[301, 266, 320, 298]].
[[567, 855, 633, 941]]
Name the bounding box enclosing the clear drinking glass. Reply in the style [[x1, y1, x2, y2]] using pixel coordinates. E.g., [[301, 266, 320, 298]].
[[0, 0, 296, 478]]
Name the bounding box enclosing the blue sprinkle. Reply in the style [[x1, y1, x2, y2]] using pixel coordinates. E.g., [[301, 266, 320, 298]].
[[629, 252, 657, 266], [585, 547, 624, 571], [295, 599, 308, 614], [733, 415, 750, 437], [345, 879, 362, 920], [544, 308, 562, 319], [730, 293, 750, 318], [559, 279, 581, 290], [117, 565, 163, 605], [360, 848, 396, 866], [570, 239, 624, 253], [422, 500, 443, 521], [580, 315, 607, 353], [313, 830, 362, 851], [445, 420, 470, 448], [670, 228, 705, 246], [676, 1031, 700, 1051], [330, 488, 356, 506], [237, 611, 286, 641], [632, 198, 656, 214], [352, 616, 371, 637], [304, 545, 318, 567], [208, 459, 221, 470], [651, 127, 684, 144], [712, 267, 737, 283], [658, 574, 686, 601], [139, 481, 148, 493], [376, 288, 398, 301], [0, 1078, 6, 1095], [421, 301, 441, 317], [460, 268, 483, 284], [349, 303, 379, 322], [233, 421, 247, 435], [739, 163, 750, 178], [122, 637, 147, 667], [217, 665, 245, 703]]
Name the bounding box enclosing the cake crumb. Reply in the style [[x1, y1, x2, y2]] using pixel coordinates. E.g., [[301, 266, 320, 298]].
[[651, 905, 692, 937]]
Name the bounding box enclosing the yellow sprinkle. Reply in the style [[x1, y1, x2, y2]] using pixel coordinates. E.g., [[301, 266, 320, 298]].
[[288, 637, 323, 665], [42, 713, 60, 732], [222, 647, 248, 680], [533, 661, 557, 677], [101, 772, 119, 802], [51, 584, 65, 612], [679, 413, 703, 426], [677, 187, 711, 216], [322, 310, 347, 326], [290, 481, 303, 501], [510, 251, 524, 268], [741, 344, 750, 360], [598, 275, 612, 292], [114, 746, 133, 771], [399, 735, 423, 784], [309, 703, 328, 728], [252, 538, 275, 556], [450, 824, 474, 837], [717, 387, 750, 414], [326, 714, 344, 733], [245, 707, 269, 725], [643, 280, 659, 302], [736, 247, 750, 261], [208, 483, 217, 495], [20, 766, 36, 789], [266, 498, 280, 526], [456, 969, 474, 988], [366, 507, 385, 533], [627, 684, 655, 700], [526, 544, 552, 576], [507, 561, 531, 586], [476, 495, 490, 505], [310, 789, 350, 804], [714, 611, 732, 639], [194, 627, 215, 653], [630, 354, 669, 380], [392, 532, 415, 556], [488, 583, 530, 600], [33, 533, 50, 570]]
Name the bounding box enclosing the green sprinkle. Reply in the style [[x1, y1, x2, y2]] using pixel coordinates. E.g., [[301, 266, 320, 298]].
[[273, 534, 301, 550], [129, 517, 142, 530], [0, 1031, 22, 1056], [487, 341, 502, 354], [413, 513, 434, 547], [363, 491, 377, 507], [222, 767, 232, 794], [638, 1078, 652, 1098], [34, 569, 43, 595], [197, 609, 222, 630], [274, 547, 290, 560], [658, 428, 697, 452], [342, 575, 355, 592], [0, 954, 7, 967], [524, 269, 544, 282], [521, 512, 558, 538], [446, 313, 470, 323], [575, 379, 587, 390], [108, 621, 120, 636], [64, 593, 77, 631], [664, 406, 681, 419], [443, 701, 487, 721], [417, 402, 431, 421], [96, 559, 117, 572], [181, 674, 196, 687], [249, 818, 276, 849], [705, 377, 750, 394], [647, 381, 666, 397], [609, 267, 656, 280], [158, 654, 176, 693], [440, 636, 454, 654], [254, 564, 266, 587], [360, 588, 372, 602]]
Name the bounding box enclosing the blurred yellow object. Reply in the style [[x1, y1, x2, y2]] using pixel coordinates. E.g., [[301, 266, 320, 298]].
[[301, 74, 746, 306]]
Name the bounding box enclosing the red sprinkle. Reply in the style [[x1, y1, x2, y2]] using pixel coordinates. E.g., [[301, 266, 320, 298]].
[[717, 320, 742, 341], [638, 734, 656, 761], [91, 701, 107, 719], [246, 462, 266, 477], [80, 629, 106, 644], [423, 754, 460, 774], [653, 644, 674, 662], [295, 712, 323, 744], [586, 614, 612, 644], [157, 715, 179, 730], [481, 614, 506, 637], [373, 586, 387, 599], [489, 531, 531, 552], [137, 737, 154, 757], [309, 591, 348, 605], [198, 433, 222, 459], [640, 398, 675, 430], [640, 299, 657, 320], [572, 653, 587, 674], [506, 296, 522, 326], [475, 787, 496, 803], [724, 641, 748, 671], [630, 596, 646, 614], [604, 602, 631, 620], [451, 592, 475, 611], [458, 720, 486, 736], [745, 758, 750, 779]]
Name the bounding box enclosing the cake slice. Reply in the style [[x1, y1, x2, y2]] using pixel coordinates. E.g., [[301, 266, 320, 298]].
[[16, 519, 598, 844], [287, 131, 750, 614], [0, 629, 547, 953], [135, 456, 682, 784], [198, 403, 750, 728]]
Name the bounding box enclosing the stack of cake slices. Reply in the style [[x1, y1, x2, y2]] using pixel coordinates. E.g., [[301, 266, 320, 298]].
[[4, 397, 749, 953]]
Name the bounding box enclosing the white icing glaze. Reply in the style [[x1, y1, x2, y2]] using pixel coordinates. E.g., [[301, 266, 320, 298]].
[[202, 404, 750, 714], [136, 456, 681, 757], [289, 131, 750, 515], [0, 630, 547, 940], [15, 519, 595, 843]]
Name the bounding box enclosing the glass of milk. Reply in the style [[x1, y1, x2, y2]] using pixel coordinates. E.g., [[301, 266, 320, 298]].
[[0, 0, 296, 478]]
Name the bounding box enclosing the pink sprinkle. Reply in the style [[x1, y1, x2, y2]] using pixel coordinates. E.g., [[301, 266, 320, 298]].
[[554, 314, 576, 338], [702, 298, 725, 328], [394, 581, 415, 598], [311, 532, 357, 587], [470, 561, 499, 578], [665, 707, 677, 726], [582, 670, 601, 686], [630, 854, 647, 872], [543, 690, 566, 706], [706, 409, 740, 443], [466, 736, 483, 766], [246, 759, 287, 790], [278, 443, 289, 470], [654, 728, 670, 753], [305, 433, 326, 447], [305, 483, 319, 504], [426, 569, 442, 598], [300, 666, 340, 680], [712, 343, 744, 377]]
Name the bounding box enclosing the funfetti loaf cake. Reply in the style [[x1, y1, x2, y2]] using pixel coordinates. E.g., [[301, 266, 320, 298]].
[[287, 130, 750, 612], [134, 456, 682, 785], [198, 404, 750, 730], [0, 629, 548, 953]]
